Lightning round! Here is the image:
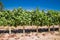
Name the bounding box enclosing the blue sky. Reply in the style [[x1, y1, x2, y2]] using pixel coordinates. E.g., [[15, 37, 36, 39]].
[[0, 0, 60, 10]]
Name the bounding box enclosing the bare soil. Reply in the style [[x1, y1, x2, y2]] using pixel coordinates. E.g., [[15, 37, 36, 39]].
[[0, 32, 60, 40]]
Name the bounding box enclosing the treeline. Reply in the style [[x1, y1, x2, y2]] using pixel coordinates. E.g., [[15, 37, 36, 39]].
[[0, 7, 60, 27]]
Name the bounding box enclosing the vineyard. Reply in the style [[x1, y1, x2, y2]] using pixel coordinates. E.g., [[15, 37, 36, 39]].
[[0, 8, 60, 26], [0, 2, 60, 27], [0, 2, 60, 40], [0, 7, 60, 34]]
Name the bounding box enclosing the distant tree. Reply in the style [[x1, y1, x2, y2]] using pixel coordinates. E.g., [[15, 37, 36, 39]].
[[0, 2, 3, 11]]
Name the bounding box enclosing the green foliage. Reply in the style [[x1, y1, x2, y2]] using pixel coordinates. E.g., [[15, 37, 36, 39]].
[[0, 7, 60, 27]]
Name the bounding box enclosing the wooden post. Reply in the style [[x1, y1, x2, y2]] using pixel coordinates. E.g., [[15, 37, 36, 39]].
[[59, 24, 60, 35], [9, 27, 11, 34], [36, 26, 38, 34], [48, 25, 50, 33], [53, 25, 55, 34], [23, 26, 25, 33]]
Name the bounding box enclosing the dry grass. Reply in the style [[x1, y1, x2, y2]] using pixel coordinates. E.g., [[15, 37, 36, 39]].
[[0, 25, 59, 30]]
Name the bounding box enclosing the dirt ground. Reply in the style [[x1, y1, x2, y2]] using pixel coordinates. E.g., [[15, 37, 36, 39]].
[[0, 25, 60, 40], [0, 32, 60, 40]]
